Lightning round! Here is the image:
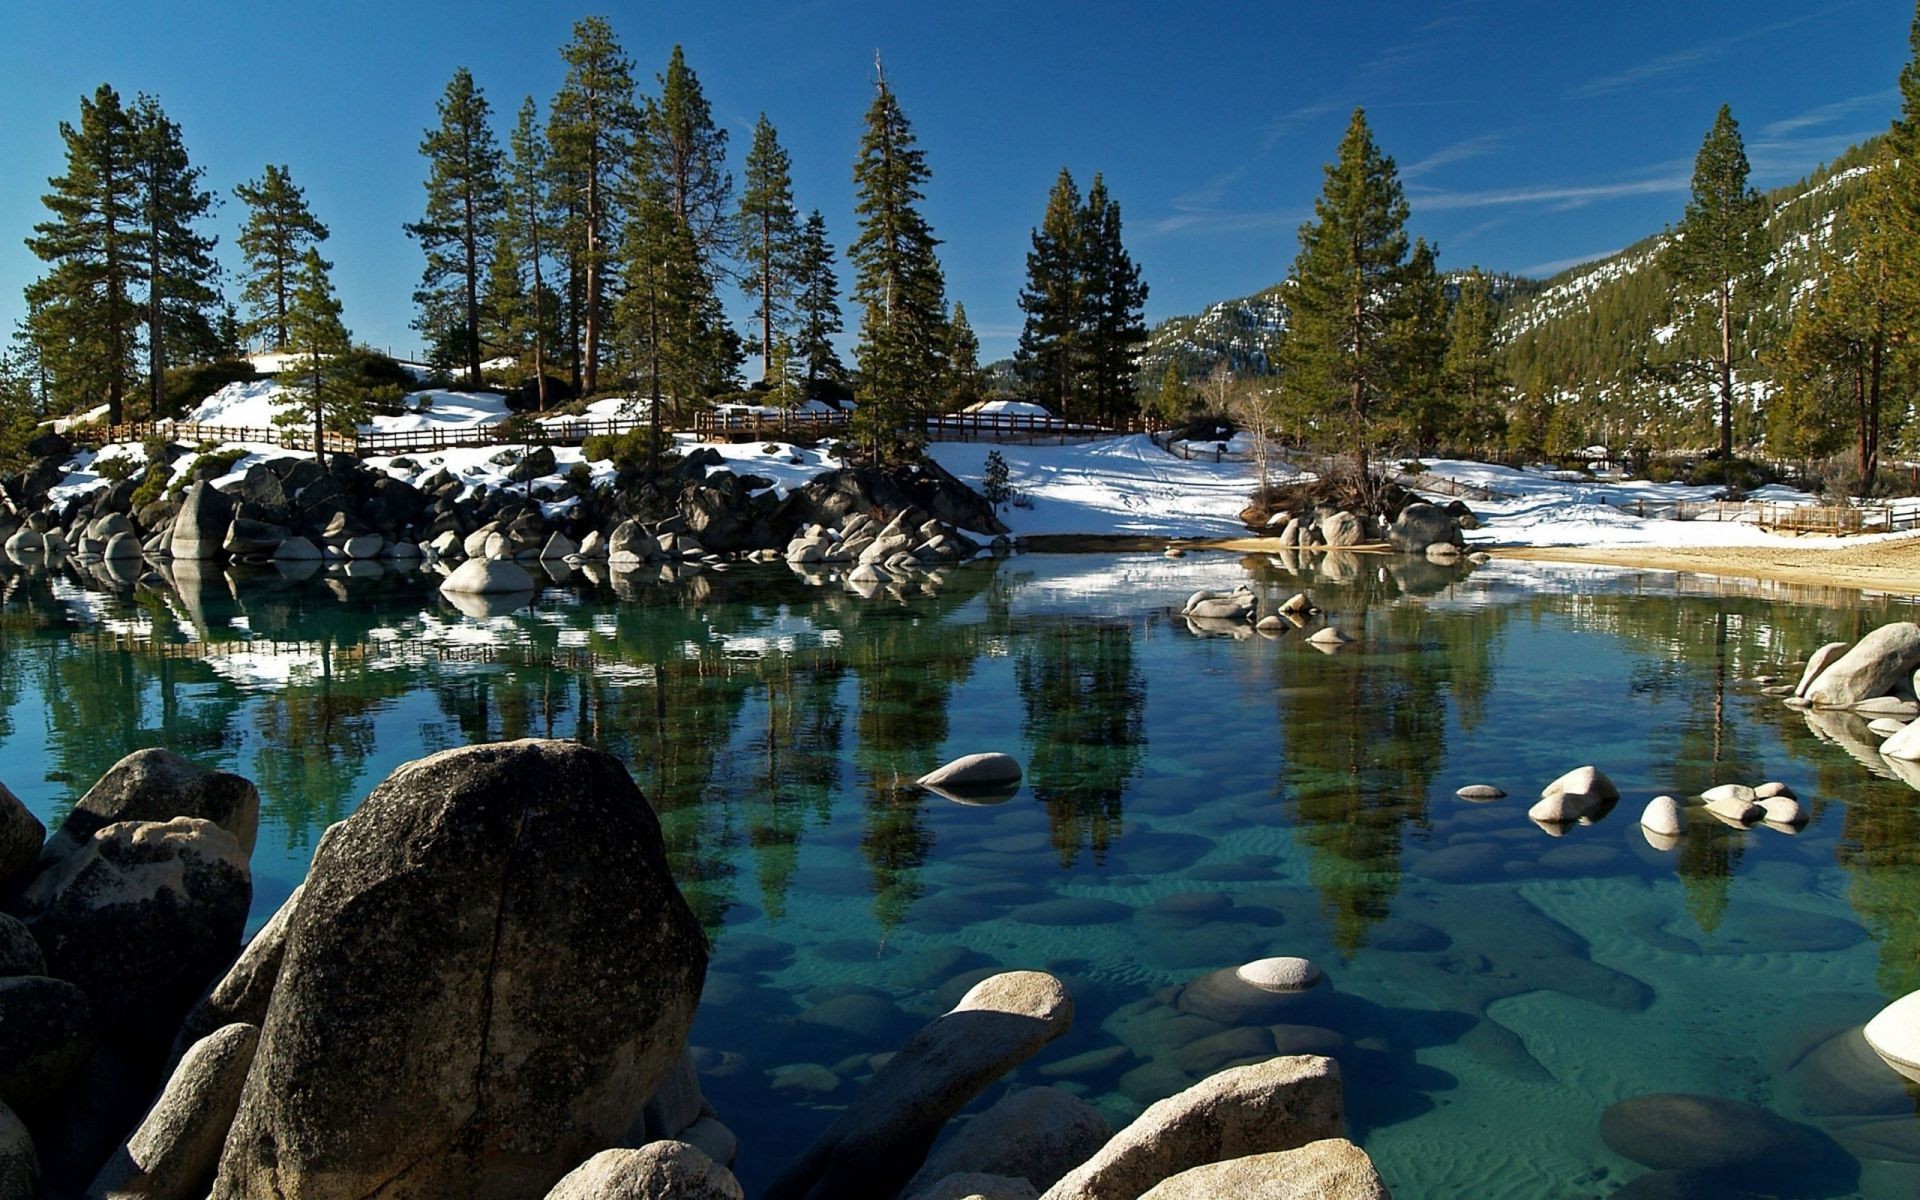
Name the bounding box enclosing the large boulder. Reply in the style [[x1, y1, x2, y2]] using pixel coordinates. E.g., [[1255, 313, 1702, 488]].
[[221, 518, 289, 557], [440, 556, 537, 595], [0, 782, 42, 897], [87, 1023, 259, 1200], [37, 748, 259, 868], [1805, 623, 1920, 708], [168, 482, 234, 561], [0, 914, 45, 978], [20, 818, 250, 1049], [1386, 502, 1461, 553], [1317, 511, 1365, 548], [1795, 641, 1852, 698], [0, 976, 95, 1121], [906, 1088, 1109, 1195], [766, 971, 1075, 1200], [1038, 1056, 1345, 1200], [210, 740, 708, 1200], [1135, 1139, 1387, 1200], [169, 885, 302, 1066], [0, 1102, 34, 1200], [543, 1142, 742, 1200]]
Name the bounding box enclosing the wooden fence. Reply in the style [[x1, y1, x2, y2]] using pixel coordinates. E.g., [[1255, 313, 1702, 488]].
[[1599, 494, 1920, 534]]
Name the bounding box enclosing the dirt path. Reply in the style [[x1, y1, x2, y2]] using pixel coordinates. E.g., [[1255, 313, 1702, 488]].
[[1492, 537, 1920, 595]]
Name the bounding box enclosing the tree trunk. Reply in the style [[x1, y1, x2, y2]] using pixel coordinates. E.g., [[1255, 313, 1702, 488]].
[[464, 173, 481, 389], [149, 192, 164, 421], [530, 202, 548, 412], [1717, 281, 1734, 459], [761, 213, 774, 382], [1864, 334, 1884, 496]]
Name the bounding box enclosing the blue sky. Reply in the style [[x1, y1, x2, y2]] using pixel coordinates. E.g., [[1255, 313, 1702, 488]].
[[0, 0, 1908, 367]]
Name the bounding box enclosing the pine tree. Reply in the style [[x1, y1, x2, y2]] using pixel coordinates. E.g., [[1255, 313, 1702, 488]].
[[407, 67, 504, 388], [25, 83, 142, 423], [1389, 237, 1451, 453], [1076, 173, 1148, 426], [792, 209, 846, 387], [234, 164, 329, 351], [616, 172, 710, 472], [848, 63, 948, 462], [943, 302, 984, 410], [485, 96, 560, 407], [549, 16, 638, 395], [738, 113, 799, 379], [1149, 360, 1191, 426], [128, 95, 221, 419], [1015, 168, 1083, 416], [274, 248, 358, 463], [1661, 104, 1765, 459], [1275, 107, 1415, 485], [1442, 268, 1507, 453]]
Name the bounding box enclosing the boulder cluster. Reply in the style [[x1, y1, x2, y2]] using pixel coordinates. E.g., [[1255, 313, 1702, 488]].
[[0, 740, 1389, 1200], [1178, 586, 1357, 648], [0, 440, 1009, 598], [1261, 498, 1475, 563], [1510, 763, 1806, 847], [1761, 623, 1920, 783], [775, 507, 1003, 596]]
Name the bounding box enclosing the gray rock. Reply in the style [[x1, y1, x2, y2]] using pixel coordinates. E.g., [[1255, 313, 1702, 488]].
[[21, 818, 250, 1049], [101, 531, 143, 562], [1805, 623, 1920, 708], [0, 1102, 34, 1200], [540, 531, 579, 561], [271, 536, 322, 561], [907, 1087, 1108, 1194], [168, 482, 233, 561], [222, 518, 288, 556], [1542, 764, 1619, 804], [1039, 1056, 1346, 1200], [907, 1174, 1038, 1200], [918, 754, 1023, 791], [1387, 502, 1461, 553], [766, 971, 1075, 1200], [211, 740, 708, 1200], [342, 533, 385, 560], [0, 976, 95, 1121], [1598, 1092, 1855, 1183], [1640, 796, 1684, 838], [677, 1117, 739, 1170], [1188, 597, 1254, 621], [0, 914, 45, 977], [543, 1141, 742, 1200], [1795, 641, 1852, 698], [170, 885, 303, 1068], [439, 556, 537, 595], [0, 781, 42, 897], [1318, 512, 1364, 548], [37, 747, 260, 867], [1135, 1139, 1388, 1200], [87, 1023, 259, 1200], [1454, 784, 1505, 801]]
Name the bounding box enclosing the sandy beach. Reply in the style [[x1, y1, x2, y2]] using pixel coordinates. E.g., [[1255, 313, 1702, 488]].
[[1491, 536, 1920, 595]]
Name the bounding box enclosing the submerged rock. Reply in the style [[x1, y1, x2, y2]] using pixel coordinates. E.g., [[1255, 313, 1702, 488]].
[[765, 971, 1074, 1200], [1598, 1093, 1857, 1191], [1865, 989, 1920, 1084], [211, 740, 708, 1200]]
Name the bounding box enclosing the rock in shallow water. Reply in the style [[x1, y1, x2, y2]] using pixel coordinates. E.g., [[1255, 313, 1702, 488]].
[[1640, 795, 1683, 838], [1865, 989, 1920, 1084], [918, 753, 1023, 791], [1454, 784, 1506, 801], [905, 1087, 1108, 1194], [543, 1141, 742, 1200], [1598, 1092, 1858, 1188], [1135, 1138, 1389, 1200]]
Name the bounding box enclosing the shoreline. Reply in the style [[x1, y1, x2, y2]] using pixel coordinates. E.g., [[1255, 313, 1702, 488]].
[[1486, 538, 1920, 596]]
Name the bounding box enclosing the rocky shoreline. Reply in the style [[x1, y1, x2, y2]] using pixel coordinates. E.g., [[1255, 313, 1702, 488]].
[[0, 740, 1386, 1200]]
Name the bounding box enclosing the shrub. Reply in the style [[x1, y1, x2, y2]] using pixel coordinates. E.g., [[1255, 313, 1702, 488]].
[[162, 360, 259, 420], [94, 452, 141, 482], [167, 447, 249, 499], [565, 461, 594, 493], [583, 427, 658, 469]]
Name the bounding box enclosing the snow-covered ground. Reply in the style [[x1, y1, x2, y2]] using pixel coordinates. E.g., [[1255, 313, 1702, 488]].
[[188, 380, 511, 435], [932, 434, 1277, 537]]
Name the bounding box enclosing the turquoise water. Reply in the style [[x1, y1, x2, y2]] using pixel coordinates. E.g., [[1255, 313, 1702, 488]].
[[3, 551, 1918, 1197]]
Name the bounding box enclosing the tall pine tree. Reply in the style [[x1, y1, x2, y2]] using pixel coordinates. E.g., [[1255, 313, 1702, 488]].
[[130, 94, 221, 418], [273, 248, 358, 464], [792, 209, 846, 387], [548, 16, 638, 395], [1660, 104, 1765, 459], [25, 83, 142, 422], [1076, 173, 1148, 426], [738, 113, 799, 380], [1275, 107, 1414, 486], [1442, 268, 1508, 452], [1015, 168, 1083, 416], [407, 67, 504, 388], [848, 62, 948, 461], [944, 301, 984, 410], [485, 96, 560, 407], [1389, 237, 1451, 452], [234, 164, 329, 351], [616, 172, 707, 472]]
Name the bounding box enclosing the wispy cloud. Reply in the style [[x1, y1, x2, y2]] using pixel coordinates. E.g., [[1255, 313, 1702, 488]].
[[1521, 249, 1625, 277], [1411, 174, 1688, 212], [1569, 3, 1857, 99], [1761, 90, 1894, 138], [1402, 132, 1509, 181], [1147, 207, 1306, 238]]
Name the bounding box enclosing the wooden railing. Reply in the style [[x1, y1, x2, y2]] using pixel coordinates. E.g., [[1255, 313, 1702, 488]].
[[1599, 495, 1920, 534]]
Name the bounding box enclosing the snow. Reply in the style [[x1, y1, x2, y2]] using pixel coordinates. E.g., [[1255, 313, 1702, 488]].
[[47, 405, 110, 434], [930, 434, 1276, 537], [672, 434, 840, 499], [188, 380, 511, 436], [964, 399, 1053, 418]]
